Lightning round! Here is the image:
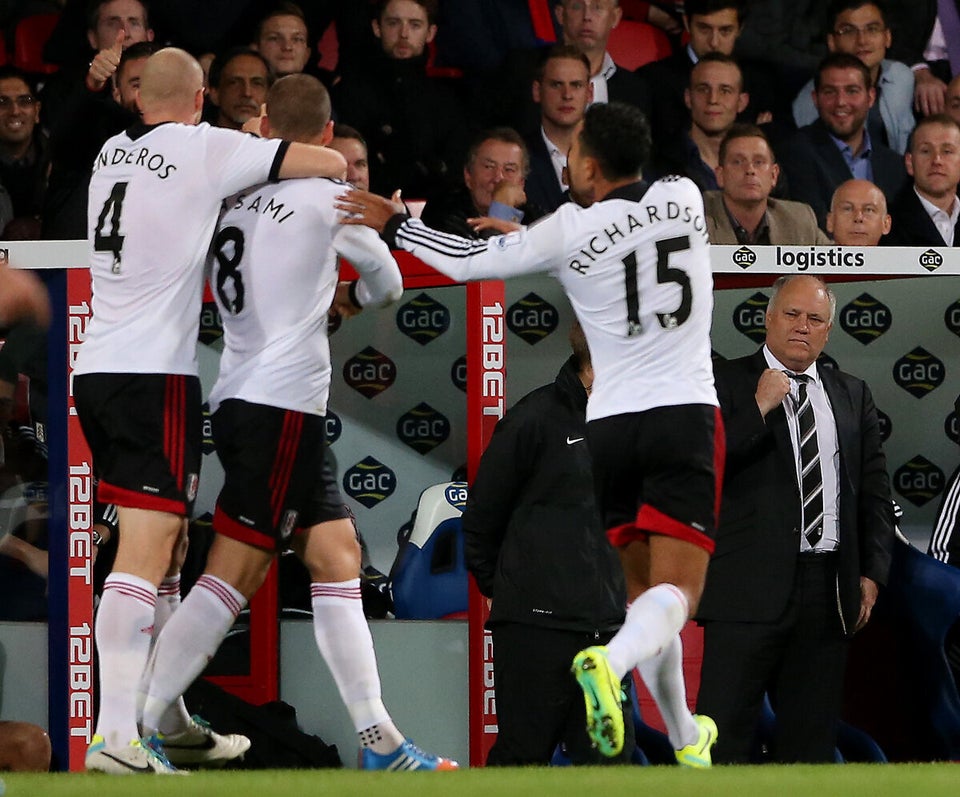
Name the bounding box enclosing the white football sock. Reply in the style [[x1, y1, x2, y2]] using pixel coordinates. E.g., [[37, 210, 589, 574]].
[[606, 583, 688, 676], [148, 575, 194, 734], [310, 579, 402, 752], [94, 573, 157, 748], [605, 584, 695, 749], [635, 634, 699, 748], [141, 574, 246, 735]]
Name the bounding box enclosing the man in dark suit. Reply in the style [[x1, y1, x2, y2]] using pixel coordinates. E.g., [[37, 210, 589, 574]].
[[639, 0, 784, 152], [475, 0, 650, 134], [780, 52, 907, 228], [696, 274, 895, 763], [883, 114, 960, 246], [522, 45, 592, 212]]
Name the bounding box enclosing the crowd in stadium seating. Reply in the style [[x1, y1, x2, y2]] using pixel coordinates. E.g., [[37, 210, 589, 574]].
[[0, 0, 958, 248]]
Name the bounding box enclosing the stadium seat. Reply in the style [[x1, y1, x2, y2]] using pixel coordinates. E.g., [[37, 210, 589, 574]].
[[316, 21, 338, 73], [0, 34, 7, 66], [389, 481, 469, 619], [13, 13, 60, 75], [607, 19, 673, 71], [844, 536, 960, 761]]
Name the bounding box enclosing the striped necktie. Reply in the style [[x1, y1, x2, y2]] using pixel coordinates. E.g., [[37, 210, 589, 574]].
[[790, 373, 824, 548]]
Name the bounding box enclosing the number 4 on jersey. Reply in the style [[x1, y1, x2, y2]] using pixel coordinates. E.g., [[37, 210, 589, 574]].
[[94, 182, 128, 273]]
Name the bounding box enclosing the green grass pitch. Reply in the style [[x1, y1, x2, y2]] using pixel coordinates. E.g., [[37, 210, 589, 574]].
[[3, 764, 959, 797]]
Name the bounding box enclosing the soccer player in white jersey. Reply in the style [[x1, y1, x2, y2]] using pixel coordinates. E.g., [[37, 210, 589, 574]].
[[137, 74, 458, 772], [73, 48, 348, 775], [338, 101, 724, 767]]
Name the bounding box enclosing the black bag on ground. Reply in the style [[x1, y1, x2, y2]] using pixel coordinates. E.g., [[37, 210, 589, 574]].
[[183, 678, 342, 769]]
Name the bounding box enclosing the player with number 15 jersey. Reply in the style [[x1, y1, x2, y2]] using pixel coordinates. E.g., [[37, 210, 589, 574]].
[[339, 102, 725, 767]]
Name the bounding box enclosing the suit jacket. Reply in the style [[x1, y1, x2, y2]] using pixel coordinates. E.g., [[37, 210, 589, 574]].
[[791, 60, 916, 154], [475, 45, 651, 134], [883, 184, 960, 246], [697, 349, 895, 635], [703, 192, 831, 245], [638, 49, 787, 152], [779, 119, 908, 229], [523, 131, 567, 213]]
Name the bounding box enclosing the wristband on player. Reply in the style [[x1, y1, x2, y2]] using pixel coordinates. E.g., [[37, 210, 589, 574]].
[[347, 279, 363, 310]]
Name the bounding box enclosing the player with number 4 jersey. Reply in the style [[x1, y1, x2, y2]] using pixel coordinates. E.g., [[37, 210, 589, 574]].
[[74, 49, 348, 775], [338, 101, 723, 767]]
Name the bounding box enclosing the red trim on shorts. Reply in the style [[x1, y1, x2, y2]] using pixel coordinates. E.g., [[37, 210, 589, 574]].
[[606, 522, 645, 547], [98, 480, 186, 515], [268, 410, 303, 528], [164, 375, 185, 492], [213, 504, 276, 551], [713, 405, 726, 523], [606, 506, 716, 554]]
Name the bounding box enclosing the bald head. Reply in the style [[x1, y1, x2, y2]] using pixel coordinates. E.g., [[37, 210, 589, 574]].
[[827, 179, 891, 245], [138, 48, 205, 124]]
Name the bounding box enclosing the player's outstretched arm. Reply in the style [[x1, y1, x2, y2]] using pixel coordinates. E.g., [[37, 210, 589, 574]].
[[279, 142, 347, 181], [0, 265, 50, 328], [335, 188, 406, 233]]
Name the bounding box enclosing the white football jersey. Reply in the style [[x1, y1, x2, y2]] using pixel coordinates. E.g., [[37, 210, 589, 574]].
[[208, 177, 402, 416], [392, 177, 718, 420], [75, 122, 287, 377]]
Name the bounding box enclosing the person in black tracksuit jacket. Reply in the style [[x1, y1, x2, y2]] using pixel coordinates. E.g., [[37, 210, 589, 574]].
[[463, 324, 635, 765]]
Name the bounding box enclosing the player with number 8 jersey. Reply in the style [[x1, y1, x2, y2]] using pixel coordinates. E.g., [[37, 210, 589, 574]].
[[338, 101, 724, 767], [73, 49, 348, 774]]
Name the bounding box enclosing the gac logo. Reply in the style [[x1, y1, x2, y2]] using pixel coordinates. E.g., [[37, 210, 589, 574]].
[[506, 292, 559, 345], [343, 347, 397, 399]]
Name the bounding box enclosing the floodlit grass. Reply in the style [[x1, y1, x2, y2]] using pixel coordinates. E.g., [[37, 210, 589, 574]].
[[3, 764, 959, 797]]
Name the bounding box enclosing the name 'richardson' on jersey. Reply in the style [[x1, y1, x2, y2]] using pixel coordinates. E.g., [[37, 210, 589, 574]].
[[93, 145, 177, 180], [567, 194, 708, 275]]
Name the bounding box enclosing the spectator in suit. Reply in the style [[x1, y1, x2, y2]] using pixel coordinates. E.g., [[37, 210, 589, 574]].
[[639, 0, 782, 152], [650, 52, 746, 192], [477, 0, 650, 134], [697, 274, 895, 763], [555, 0, 650, 110], [792, 0, 915, 154], [826, 178, 891, 243], [523, 45, 593, 212], [704, 123, 831, 243], [883, 114, 960, 245], [206, 48, 272, 131], [883, 0, 957, 116], [422, 127, 545, 238], [332, 0, 468, 200], [779, 52, 907, 227]]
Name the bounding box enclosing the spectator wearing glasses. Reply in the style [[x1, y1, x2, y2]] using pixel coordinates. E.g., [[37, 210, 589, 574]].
[[0, 67, 48, 240], [792, 1, 915, 154]]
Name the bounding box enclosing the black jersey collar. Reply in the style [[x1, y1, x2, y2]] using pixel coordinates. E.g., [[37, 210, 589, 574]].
[[602, 180, 651, 204], [125, 120, 174, 141]]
